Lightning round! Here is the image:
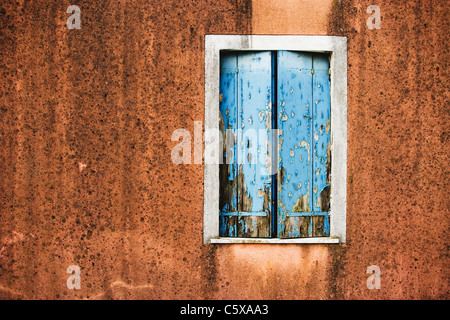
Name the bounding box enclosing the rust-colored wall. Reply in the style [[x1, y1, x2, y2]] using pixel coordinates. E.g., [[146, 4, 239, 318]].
[[252, 0, 333, 34], [327, 0, 448, 299], [0, 0, 448, 299]]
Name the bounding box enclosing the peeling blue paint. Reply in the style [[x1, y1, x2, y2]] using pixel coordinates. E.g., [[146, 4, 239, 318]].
[[277, 51, 314, 237], [219, 52, 273, 237], [219, 51, 331, 238]]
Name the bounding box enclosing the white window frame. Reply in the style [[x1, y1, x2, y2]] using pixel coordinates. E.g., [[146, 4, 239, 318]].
[[203, 35, 347, 244]]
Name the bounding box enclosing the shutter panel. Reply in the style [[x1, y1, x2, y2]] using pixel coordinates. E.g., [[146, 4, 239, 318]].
[[277, 51, 331, 238], [236, 52, 273, 237], [219, 51, 273, 238], [312, 53, 331, 236], [277, 51, 314, 238], [219, 53, 238, 237]]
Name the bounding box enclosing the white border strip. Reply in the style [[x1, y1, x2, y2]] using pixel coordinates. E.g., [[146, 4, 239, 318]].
[[210, 237, 340, 244], [204, 35, 347, 244]]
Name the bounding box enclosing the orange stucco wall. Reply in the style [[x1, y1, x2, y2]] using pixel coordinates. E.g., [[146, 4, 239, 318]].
[[0, 0, 447, 299], [252, 0, 333, 34]]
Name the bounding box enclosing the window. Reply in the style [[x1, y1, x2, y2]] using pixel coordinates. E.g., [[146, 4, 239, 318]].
[[204, 36, 347, 244]]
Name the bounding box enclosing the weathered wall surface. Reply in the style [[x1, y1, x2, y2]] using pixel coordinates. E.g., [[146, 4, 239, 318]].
[[0, 0, 448, 299], [327, 0, 449, 299]]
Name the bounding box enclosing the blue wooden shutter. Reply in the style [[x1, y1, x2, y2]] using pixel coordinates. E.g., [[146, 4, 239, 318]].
[[277, 51, 331, 238], [219, 52, 238, 237], [311, 53, 331, 236], [219, 51, 273, 238]]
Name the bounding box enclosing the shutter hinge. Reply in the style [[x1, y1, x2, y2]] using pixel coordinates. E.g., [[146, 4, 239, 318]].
[[236, 68, 239, 74], [311, 68, 315, 75]]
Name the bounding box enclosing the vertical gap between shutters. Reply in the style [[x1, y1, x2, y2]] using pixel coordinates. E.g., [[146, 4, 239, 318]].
[[310, 54, 315, 236], [271, 51, 278, 238], [237, 54, 239, 237], [235, 54, 239, 236]]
